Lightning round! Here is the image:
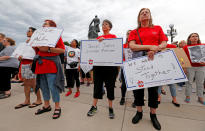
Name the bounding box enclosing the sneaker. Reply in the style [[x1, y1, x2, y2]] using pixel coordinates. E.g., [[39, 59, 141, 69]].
[[109, 107, 115, 119], [65, 91, 72, 96], [87, 106, 97, 116], [120, 98, 125, 105], [192, 88, 196, 93], [74, 92, 80, 98]]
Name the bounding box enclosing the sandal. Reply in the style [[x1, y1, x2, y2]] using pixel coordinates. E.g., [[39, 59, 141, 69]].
[[28, 102, 42, 108], [52, 108, 61, 119], [172, 101, 180, 107], [35, 106, 52, 115], [15, 103, 30, 109], [0, 93, 11, 99]]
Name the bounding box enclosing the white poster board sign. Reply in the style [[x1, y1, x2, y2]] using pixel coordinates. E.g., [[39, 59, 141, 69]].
[[188, 45, 205, 63], [123, 50, 187, 91], [124, 48, 133, 61], [80, 38, 123, 66], [27, 27, 63, 47], [11, 43, 36, 60], [80, 64, 93, 74]]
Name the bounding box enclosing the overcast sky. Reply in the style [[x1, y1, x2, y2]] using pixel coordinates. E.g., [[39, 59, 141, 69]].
[[0, 0, 205, 45]]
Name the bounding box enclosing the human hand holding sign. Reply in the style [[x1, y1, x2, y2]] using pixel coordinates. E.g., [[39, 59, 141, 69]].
[[98, 37, 105, 42], [148, 51, 155, 60], [37, 46, 49, 52]]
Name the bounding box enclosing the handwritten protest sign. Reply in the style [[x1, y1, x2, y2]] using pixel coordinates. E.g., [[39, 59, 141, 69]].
[[11, 43, 35, 60], [188, 45, 205, 63], [80, 64, 93, 74], [123, 50, 187, 91], [27, 27, 63, 47], [80, 38, 123, 66], [124, 48, 133, 61]]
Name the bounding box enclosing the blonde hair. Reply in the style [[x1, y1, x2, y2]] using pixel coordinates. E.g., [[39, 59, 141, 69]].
[[137, 8, 154, 29]]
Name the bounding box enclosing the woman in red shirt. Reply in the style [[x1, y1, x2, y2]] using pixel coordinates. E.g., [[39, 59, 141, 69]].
[[34, 20, 65, 119], [128, 8, 168, 130], [120, 30, 131, 105], [15, 27, 42, 109], [183, 33, 205, 105], [87, 19, 118, 119]]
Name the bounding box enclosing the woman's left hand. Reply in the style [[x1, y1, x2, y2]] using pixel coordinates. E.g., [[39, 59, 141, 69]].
[[147, 51, 155, 60], [200, 62, 205, 65], [37, 46, 49, 52]]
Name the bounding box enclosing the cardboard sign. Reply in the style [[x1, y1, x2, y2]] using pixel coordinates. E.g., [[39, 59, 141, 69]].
[[11, 43, 35, 60], [27, 27, 63, 47], [123, 50, 188, 91], [80, 38, 123, 66], [171, 48, 192, 68], [80, 64, 93, 74]]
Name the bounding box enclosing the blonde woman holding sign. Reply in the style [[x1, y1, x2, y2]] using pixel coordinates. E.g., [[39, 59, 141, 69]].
[[128, 8, 168, 130]]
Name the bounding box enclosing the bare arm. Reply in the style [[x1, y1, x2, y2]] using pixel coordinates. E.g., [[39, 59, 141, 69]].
[[50, 47, 65, 54], [159, 41, 167, 51], [0, 56, 10, 61], [129, 40, 159, 52], [37, 46, 65, 54]]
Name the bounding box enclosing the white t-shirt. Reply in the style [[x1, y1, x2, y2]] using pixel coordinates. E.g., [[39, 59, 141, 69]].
[[66, 46, 80, 69]]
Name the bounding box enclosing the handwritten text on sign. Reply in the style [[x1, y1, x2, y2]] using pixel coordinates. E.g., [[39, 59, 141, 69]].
[[80, 38, 123, 66], [27, 27, 63, 47], [123, 50, 187, 91]]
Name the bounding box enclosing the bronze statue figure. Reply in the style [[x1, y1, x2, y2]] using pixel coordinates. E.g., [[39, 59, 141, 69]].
[[88, 15, 100, 39]]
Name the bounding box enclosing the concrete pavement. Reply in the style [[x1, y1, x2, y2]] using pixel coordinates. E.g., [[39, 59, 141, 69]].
[[0, 81, 205, 131]]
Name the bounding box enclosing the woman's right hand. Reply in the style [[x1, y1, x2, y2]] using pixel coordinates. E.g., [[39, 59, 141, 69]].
[[149, 45, 159, 52], [98, 37, 104, 42], [18, 55, 23, 61]]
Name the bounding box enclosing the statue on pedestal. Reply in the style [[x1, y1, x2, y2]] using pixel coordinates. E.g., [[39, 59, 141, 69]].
[[88, 15, 100, 39]]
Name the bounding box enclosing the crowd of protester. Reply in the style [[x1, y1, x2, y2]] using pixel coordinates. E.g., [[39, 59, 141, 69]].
[[0, 7, 204, 130]]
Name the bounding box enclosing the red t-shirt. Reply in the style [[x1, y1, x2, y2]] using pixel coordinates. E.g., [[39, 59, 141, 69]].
[[128, 25, 168, 45], [21, 59, 33, 64], [97, 34, 117, 39], [166, 44, 177, 48], [123, 43, 128, 48], [123, 43, 129, 61], [35, 37, 65, 74], [183, 44, 205, 67]]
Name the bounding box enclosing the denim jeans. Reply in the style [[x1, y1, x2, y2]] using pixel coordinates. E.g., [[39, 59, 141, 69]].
[[158, 84, 177, 97], [39, 73, 60, 103]]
